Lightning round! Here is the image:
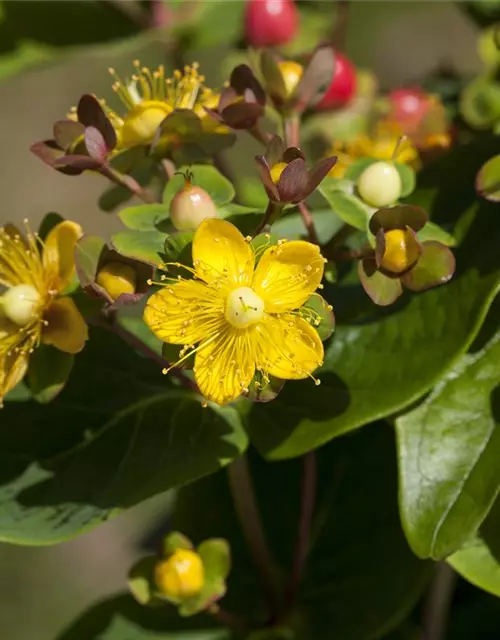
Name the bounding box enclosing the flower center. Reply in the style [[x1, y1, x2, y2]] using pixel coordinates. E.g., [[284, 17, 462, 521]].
[[225, 287, 264, 329], [1, 284, 41, 326]]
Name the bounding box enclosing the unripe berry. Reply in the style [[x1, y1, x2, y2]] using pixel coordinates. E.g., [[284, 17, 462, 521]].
[[170, 178, 218, 231], [314, 51, 356, 111], [244, 0, 299, 48], [357, 161, 401, 208], [155, 549, 204, 601], [1, 284, 41, 326], [380, 228, 420, 274], [278, 60, 303, 98], [96, 262, 137, 301]]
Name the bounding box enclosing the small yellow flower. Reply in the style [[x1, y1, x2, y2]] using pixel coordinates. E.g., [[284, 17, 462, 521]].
[[144, 219, 326, 406], [155, 549, 205, 601], [103, 61, 221, 149], [0, 220, 88, 405], [328, 123, 419, 178]]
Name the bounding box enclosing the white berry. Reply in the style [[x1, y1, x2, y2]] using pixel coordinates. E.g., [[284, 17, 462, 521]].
[[357, 162, 402, 208]]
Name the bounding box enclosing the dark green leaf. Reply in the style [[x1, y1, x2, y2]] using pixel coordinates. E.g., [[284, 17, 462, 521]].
[[57, 593, 229, 640], [0, 329, 247, 544], [173, 424, 431, 638], [396, 329, 500, 559], [27, 345, 74, 404]]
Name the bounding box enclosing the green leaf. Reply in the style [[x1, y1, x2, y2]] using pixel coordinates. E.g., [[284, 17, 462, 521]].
[[417, 221, 456, 246], [476, 153, 500, 202], [57, 594, 230, 640], [27, 345, 74, 404], [38, 212, 64, 240], [118, 204, 171, 231], [397, 162, 416, 198], [248, 137, 500, 459], [272, 208, 345, 242], [163, 165, 235, 208], [448, 541, 500, 597], [0, 329, 247, 544], [396, 329, 500, 559], [172, 424, 431, 638], [111, 230, 167, 267], [318, 179, 371, 230], [164, 531, 194, 555], [75, 235, 106, 289]]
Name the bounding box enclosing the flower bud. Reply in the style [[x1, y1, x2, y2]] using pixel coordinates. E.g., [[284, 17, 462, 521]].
[[1, 284, 41, 326], [270, 162, 288, 184], [357, 161, 401, 208], [96, 262, 137, 301], [380, 228, 420, 274], [170, 178, 218, 231], [155, 549, 204, 601], [278, 60, 303, 98]]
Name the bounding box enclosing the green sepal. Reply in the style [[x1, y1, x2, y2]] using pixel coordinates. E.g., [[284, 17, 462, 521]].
[[460, 75, 500, 129], [358, 258, 403, 306], [301, 295, 335, 341], [163, 531, 194, 556], [476, 153, 500, 202], [401, 242, 456, 292], [127, 556, 165, 608], [27, 344, 74, 404]]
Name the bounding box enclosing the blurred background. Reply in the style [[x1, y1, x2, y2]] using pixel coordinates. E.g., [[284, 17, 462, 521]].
[[0, 1, 487, 638]]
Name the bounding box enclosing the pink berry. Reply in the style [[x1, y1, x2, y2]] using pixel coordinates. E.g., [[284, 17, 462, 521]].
[[244, 0, 299, 47], [389, 88, 431, 131], [314, 51, 356, 111]]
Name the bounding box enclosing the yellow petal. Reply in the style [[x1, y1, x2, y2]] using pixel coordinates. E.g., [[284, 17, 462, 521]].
[[192, 218, 254, 288], [253, 241, 325, 313], [0, 350, 29, 406], [194, 326, 256, 405], [257, 314, 324, 380], [144, 280, 224, 345], [42, 297, 88, 354], [43, 221, 83, 292]]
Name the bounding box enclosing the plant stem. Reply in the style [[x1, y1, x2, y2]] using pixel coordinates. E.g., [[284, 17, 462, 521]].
[[102, 165, 157, 204], [298, 202, 320, 245], [249, 124, 273, 146], [284, 451, 317, 611], [332, 0, 351, 52], [208, 605, 249, 633], [421, 563, 457, 640], [255, 201, 282, 236], [227, 455, 281, 620], [92, 314, 198, 392]]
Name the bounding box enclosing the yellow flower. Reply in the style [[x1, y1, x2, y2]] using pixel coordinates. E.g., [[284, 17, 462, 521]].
[[155, 549, 205, 601], [103, 61, 222, 149], [328, 123, 420, 178], [144, 219, 326, 406], [0, 220, 88, 405]]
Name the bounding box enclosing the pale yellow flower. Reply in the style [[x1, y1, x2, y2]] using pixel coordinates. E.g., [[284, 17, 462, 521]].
[[0, 220, 88, 405], [144, 219, 326, 406], [103, 61, 224, 150]]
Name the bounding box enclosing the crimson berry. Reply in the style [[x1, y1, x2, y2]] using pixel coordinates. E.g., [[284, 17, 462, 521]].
[[244, 0, 299, 47], [314, 51, 356, 111], [389, 88, 430, 130]]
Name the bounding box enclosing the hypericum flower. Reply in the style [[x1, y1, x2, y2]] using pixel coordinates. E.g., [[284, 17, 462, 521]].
[[144, 218, 328, 406], [155, 549, 205, 602], [104, 61, 225, 150], [0, 220, 88, 405], [359, 205, 456, 306], [328, 123, 419, 179], [256, 135, 337, 205], [205, 64, 266, 131]]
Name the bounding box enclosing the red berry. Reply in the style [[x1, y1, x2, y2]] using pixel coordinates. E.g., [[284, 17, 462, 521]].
[[244, 0, 299, 47], [389, 88, 431, 131], [314, 51, 356, 111]]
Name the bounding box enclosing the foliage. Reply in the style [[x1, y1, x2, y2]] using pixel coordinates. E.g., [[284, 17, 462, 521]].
[[1, 1, 500, 639]]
